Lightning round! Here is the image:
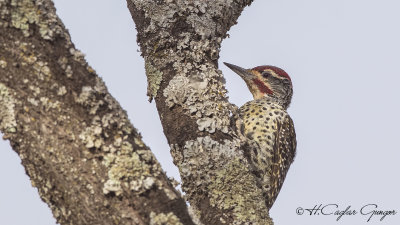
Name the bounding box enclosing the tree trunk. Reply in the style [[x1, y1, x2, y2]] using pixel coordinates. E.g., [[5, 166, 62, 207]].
[[0, 0, 274, 224], [127, 0, 273, 224]]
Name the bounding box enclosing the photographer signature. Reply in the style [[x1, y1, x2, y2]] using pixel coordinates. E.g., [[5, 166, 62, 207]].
[[296, 204, 397, 222]]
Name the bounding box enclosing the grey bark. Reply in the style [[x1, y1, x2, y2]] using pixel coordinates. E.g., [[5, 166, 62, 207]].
[[0, 0, 274, 224]]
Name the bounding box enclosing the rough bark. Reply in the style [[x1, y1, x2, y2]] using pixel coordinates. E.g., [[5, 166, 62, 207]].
[[127, 1, 273, 224], [0, 0, 194, 224]]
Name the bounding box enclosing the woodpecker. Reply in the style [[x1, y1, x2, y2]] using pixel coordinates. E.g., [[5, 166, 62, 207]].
[[224, 62, 296, 209]]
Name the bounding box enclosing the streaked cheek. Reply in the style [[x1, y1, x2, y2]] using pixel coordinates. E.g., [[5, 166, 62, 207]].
[[254, 79, 273, 95]]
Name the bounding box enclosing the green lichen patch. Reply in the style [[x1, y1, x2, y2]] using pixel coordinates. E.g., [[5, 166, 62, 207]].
[[208, 158, 271, 224], [145, 61, 163, 102], [10, 0, 40, 37], [102, 142, 163, 196], [9, 0, 64, 40], [171, 136, 272, 224], [13, 42, 53, 81]]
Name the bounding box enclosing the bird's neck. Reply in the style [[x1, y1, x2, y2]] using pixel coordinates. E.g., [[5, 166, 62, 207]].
[[256, 95, 290, 110]]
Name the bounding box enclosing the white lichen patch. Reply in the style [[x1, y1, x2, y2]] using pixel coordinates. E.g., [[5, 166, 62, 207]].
[[76, 86, 93, 104], [9, 0, 64, 40], [79, 118, 104, 149], [0, 59, 7, 68], [39, 96, 60, 112], [65, 65, 73, 78], [145, 61, 163, 102], [103, 179, 122, 196], [75, 85, 104, 115], [188, 205, 204, 225], [28, 85, 40, 95], [163, 187, 178, 200], [27, 97, 39, 106], [19, 45, 37, 65], [0, 83, 17, 134], [134, 137, 146, 147], [163, 69, 231, 133], [171, 136, 239, 203], [173, 136, 240, 178], [57, 57, 73, 78], [69, 48, 86, 65], [196, 117, 216, 133], [32, 61, 52, 80], [130, 176, 155, 192], [149, 212, 183, 225], [57, 86, 67, 96]]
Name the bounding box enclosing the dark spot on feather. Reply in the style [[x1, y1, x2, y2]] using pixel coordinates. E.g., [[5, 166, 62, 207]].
[[252, 148, 258, 157]]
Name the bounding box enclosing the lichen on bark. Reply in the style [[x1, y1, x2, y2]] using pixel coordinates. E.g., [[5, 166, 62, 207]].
[[127, 0, 274, 224], [145, 61, 163, 102], [0, 83, 17, 134], [1, 0, 276, 224], [0, 0, 195, 224]]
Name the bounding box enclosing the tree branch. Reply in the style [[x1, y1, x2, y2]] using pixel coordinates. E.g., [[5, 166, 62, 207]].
[[0, 0, 193, 224]]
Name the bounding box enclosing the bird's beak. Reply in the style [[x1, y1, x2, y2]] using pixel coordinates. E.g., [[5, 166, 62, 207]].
[[224, 62, 256, 80]]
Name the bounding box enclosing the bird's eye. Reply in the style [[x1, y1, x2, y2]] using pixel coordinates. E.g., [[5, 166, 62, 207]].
[[262, 72, 271, 78]]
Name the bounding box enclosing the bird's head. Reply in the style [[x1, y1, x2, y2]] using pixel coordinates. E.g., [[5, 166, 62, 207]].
[[224, 62, 293, 108]]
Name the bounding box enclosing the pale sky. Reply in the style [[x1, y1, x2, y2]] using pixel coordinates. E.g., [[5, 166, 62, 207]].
[[1, 1, 399, 224]]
